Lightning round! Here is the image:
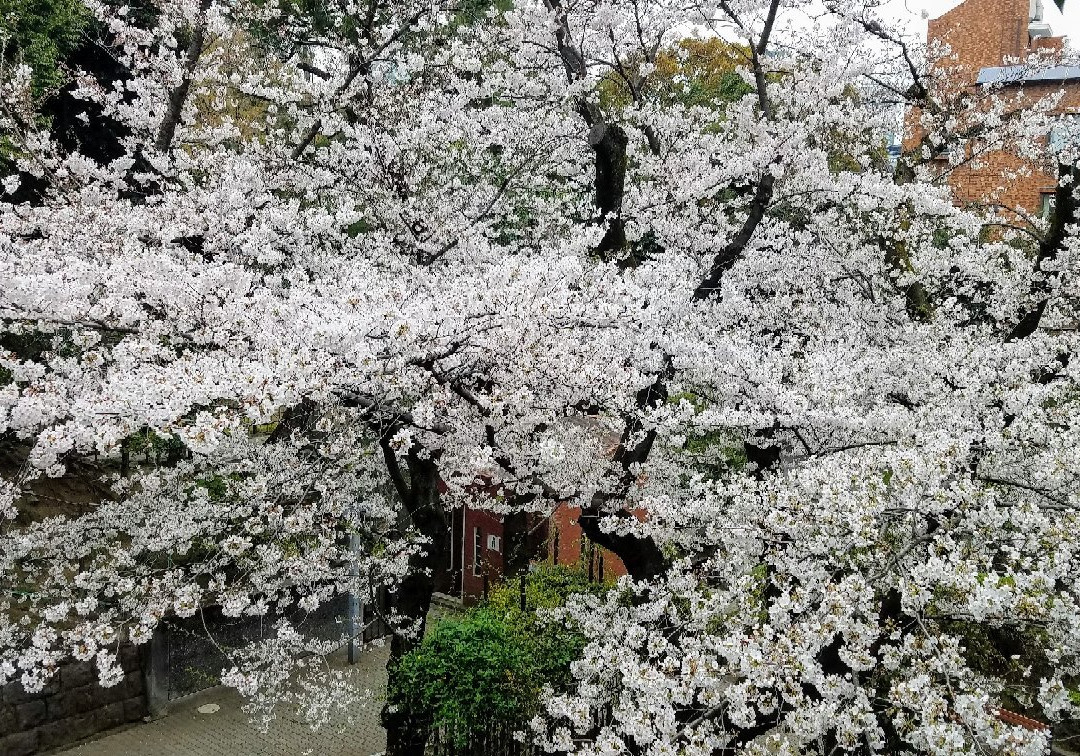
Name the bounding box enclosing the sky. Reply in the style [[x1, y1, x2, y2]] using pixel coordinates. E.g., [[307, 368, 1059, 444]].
[[887, 0, 1080, 44], [699, 1, 1080, 51]]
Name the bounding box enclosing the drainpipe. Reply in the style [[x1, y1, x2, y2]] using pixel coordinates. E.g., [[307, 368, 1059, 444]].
[[460, 500, 467, 598]]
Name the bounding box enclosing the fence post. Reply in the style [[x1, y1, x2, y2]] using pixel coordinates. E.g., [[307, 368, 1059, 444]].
[[348, 533, 359, 664], [120, 437, 130, 479], [141, 624, 169, 718]]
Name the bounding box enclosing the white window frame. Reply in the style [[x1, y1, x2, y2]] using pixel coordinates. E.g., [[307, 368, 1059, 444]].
[[1040, 191, 1056, 220], [1050, 113, 1080, 157]]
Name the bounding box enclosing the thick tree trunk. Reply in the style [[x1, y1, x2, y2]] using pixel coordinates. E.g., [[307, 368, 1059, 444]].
[[577, 499, 668, 581], [587, 121, 629, 261], [383, 599, 434, 756], [154, 0, 213, 153], [382, 452, 446, 756]]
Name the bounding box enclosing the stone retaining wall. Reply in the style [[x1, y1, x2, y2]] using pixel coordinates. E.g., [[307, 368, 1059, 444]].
[[0, 645, 147, 755]]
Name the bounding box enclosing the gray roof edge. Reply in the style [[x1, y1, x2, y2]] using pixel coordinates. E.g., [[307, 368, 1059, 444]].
[[976, 64, 1080, 85]]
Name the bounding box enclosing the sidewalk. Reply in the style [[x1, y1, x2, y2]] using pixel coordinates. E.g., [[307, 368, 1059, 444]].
[[58, 645, 390, 756]]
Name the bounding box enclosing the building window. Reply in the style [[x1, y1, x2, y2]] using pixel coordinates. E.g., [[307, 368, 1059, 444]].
[[1050, 114, 1080, 156], [473, 528, 482, 576], [1040, 191, 1056, 220], [486, 534, 501, 553]]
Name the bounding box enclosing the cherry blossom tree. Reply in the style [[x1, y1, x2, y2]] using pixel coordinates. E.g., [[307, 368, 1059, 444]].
[[2, 0, 1079, 754]]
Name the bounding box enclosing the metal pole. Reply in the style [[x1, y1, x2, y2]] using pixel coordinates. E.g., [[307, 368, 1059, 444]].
[[348, 532, 359, 665]]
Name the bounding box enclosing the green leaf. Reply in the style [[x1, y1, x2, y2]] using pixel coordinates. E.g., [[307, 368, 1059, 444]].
[[387, 566, 605, 745]]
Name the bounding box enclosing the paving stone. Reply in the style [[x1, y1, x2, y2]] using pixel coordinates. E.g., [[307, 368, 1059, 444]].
[[118, 645, 142, 674], [47, 687, 95, 721], [122, 696, 147, 723], [39, 717, 78, 750], [57, 645, 391, 756], [61, 663, 95, 691], [0, 703, 18, 735], [88, 679, 126, 706], [118, 672, 144, 699], [69, 713, 98, 742], [4, 676, 57, 704], [98, 701, 126, 730]]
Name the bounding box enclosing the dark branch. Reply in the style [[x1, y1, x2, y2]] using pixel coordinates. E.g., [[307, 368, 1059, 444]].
[[1007, 163, 1079, 341], [155, 0, 212, 152], [692, 173, 775, 300]]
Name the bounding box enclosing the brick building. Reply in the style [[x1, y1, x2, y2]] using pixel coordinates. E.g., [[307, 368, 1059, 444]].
[[915, 0, 1079, 215], [547, 502, 627, 582], [457, 505, 540, 604], [444, 498, 626, 605]]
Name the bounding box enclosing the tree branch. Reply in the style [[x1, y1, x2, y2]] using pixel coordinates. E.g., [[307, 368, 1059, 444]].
[[155, 0, 213, 153], [1007, 163, 1079, 341]]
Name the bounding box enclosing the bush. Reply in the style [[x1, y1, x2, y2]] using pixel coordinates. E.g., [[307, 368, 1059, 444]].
[[487, 563, 602, 613], [0, 0, 88, 97], [387, 566, 605, 746], [389, 608, 539, 746]]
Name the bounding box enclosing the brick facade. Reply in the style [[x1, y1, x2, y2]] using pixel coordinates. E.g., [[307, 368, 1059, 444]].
[[456, 503, 555, 605], [461, 506, 508, 603], [547, 502, 627, 581], [913, 0, 1079, 215], [928, 0, 1030, 81]]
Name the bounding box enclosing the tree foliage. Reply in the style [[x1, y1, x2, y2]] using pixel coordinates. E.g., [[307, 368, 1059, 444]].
[[389, 609, 540, 746], [0, 0, 87, 97], [600, 38, 754, 110], [1, 0, 1079, 754]]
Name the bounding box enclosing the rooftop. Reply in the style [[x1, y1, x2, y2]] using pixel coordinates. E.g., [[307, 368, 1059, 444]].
[[976, 64, 1080, 85]]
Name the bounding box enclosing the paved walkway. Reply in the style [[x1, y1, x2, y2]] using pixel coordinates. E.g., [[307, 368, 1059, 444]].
[[59, 644, 390, 756]]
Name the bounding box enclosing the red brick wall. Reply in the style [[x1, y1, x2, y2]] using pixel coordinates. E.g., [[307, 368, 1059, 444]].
[[461, 506, 506, 604], [928, 0, 1028, 83], [547, 503, 627, 580], [913, 0, 1080, 215], [939, 82, 1080, 214]]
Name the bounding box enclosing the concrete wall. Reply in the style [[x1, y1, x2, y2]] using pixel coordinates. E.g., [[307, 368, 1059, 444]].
[[0, 645, 147, 755]]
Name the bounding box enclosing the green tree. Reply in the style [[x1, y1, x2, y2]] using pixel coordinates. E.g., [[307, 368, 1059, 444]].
[[599, 37, 754, 111], [0, 0, 88, 97]]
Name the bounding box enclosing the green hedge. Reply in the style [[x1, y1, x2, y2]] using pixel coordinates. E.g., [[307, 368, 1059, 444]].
[[387, 566, 605, 747]]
